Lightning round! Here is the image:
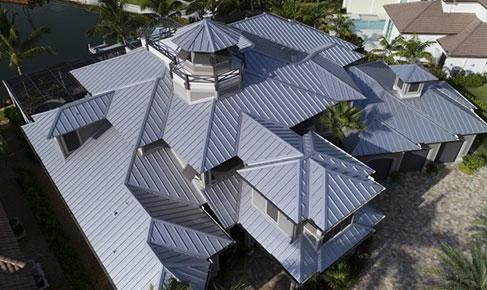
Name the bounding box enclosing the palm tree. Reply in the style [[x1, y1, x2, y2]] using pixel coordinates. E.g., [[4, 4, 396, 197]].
[[89, 0, 149, 45], [319, 13, 353, 40], [393, 34, 435, 64], [140, 0, 185, 17], [370, 35, 404, 64], [318, 102, 365, 140], [431, 243, 487, 290], [161, 278, 190, 290], [472, 208, 487, 244], [0, 9, 53, 75], [185, 0, 217, 15]]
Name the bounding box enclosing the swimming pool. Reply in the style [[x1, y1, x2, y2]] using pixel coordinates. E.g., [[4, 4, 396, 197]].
[[352, 19, 386, 31]]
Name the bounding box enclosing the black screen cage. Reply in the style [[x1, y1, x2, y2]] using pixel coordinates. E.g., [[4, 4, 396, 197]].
[[4, 47, 126, 121]]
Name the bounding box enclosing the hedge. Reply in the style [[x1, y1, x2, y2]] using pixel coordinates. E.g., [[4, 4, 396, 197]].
[[15, 169, 94, 290]]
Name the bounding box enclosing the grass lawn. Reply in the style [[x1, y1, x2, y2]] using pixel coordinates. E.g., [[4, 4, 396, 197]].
[[467, 84, 487, 102]]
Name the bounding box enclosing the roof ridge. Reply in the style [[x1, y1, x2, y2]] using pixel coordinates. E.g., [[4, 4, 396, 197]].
[[402, 1, 436, 32], [135, 77, 163, 148], [353, 66, 458, 140], [310, 56, 363, 99], [200, 99, 218, 172], [448, 18, 482, 53]]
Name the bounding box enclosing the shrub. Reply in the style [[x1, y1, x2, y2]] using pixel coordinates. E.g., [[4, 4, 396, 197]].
[[426, 163, 439, 177], [449, 71, 487, 88], [389, 171, 401, 183], [324, 259, 357, 290], [4, 106, 24, 125], [459, 154, 486, 175], [428, 66, 448, 80], [15, 169, 93, 289]]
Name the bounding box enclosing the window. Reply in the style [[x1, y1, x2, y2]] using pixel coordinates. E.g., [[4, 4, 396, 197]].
[[62, 131, 81, 153], [322, 214, 354, 243], [408, 82, 421, 93], [266, 202, 279, 222], [385, 19, 394, 40], [396, 78, 404, 90], [251, 189, 295, 237], [303, 222, 323, 245]]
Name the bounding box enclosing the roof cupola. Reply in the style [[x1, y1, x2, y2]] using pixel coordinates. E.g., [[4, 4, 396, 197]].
[[170, 17, 253, 104], [390, 64, 438, 98]]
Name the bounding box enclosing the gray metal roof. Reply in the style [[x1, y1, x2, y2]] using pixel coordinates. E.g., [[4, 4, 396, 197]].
[[48, 91, 113, 138], [126, 146, 206, 205], [390, 64, 438, 83], [346, 61, 487, 156], [236, 114, 384, 229], [171, 18, 250, 53], [231, 13, 357, 56], [23, 111, 166, 290], [238, 181, 379, 283], [238, 113, 303, 166], [150, 244, 210, 290], [244, 49, 364, 102], [70, 48, 163, 95], [202, 175, 242, 229]]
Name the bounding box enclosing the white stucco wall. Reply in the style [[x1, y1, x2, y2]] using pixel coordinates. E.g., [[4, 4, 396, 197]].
[[444, 57, 487, 73], [343, 0, 421, 18], [441, 1, 487, 22], [456, 135, 478, 162]]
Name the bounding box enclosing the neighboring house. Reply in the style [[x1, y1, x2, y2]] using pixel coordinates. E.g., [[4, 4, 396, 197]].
[[384, 0, 487, 73], [342, 0, 418, 50], [0, 202, 44, 290], [5, 12, 486, 290]]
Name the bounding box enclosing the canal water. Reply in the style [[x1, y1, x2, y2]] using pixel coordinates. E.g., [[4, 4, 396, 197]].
[[0, 0, 101, 100]]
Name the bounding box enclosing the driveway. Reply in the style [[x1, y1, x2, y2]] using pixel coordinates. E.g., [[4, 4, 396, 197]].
[[354, 166, 487, 290]]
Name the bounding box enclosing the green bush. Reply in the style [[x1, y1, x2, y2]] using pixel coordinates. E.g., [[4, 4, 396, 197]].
[[449, 71, 487, 88], [426, 163, 439, 177], [459, 154, 486, 175], [4, 106, 24, 125], [428, 66, 448, 80], [389, 171, 401, 183], [15, 169, 93, 289], [324, 260, 357, 290]]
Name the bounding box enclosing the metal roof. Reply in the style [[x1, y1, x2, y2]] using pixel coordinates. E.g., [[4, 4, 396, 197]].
[[47, 91, 114, 138], [238, 181, 379, 283], [202, 175, 242, 229], [389, 64, 438, 83], [236, 115, 384, 230], [70, 48, 163, 95], [126, 146, 206, 205], [346, 61, 487, 155], [238, 113, 303, 166], [231, 13, 357, 54], [244, 49, 364, 102], [23, 111, 166, 290], [171, 18, 250, 53]]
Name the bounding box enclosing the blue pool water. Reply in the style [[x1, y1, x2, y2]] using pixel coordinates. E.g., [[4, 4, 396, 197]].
[[352, 19, 386, 31]]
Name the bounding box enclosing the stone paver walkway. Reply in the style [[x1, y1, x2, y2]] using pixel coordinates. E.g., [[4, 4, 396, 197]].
[[354, 166, 487, 290]]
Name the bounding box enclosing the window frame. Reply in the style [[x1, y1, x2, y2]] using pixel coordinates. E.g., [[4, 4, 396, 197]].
[[251, 188, 295, 237], [60, 130, 82, 156]]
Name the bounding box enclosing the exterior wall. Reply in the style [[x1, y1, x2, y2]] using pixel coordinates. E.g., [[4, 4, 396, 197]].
[[358, 152, 404, 174], [444, 57, 487, 74], [456, 134, 477, 162], [343, 0, 419, 18], [441, 1, 487, 22]]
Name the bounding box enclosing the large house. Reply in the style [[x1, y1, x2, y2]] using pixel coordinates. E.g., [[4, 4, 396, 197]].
[[7, 13, 487, 290], [384, 0, 487, 73]]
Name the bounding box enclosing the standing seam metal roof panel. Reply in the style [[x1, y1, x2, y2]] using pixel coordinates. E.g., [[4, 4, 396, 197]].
[[202, 175, 242, 228], [230, 13, 356, 52], [70, 48, 164, 95], [171, 18, 251, 53], [22, 111, 165, 290], [47, 91, 114, 138]]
